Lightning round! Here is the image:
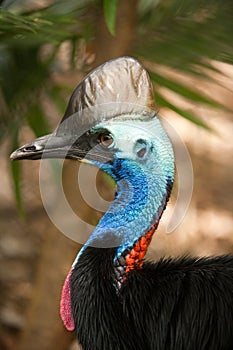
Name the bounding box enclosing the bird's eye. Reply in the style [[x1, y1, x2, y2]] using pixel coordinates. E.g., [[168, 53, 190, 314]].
[[99, 134, 114, 147]]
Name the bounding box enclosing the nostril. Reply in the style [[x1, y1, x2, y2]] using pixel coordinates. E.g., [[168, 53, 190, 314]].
[[23, 143, 43, 152], [137, 147, 147, 158], [24, 145, 37, 152]]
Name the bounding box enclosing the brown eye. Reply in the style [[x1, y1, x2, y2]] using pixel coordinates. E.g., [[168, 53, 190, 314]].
[[99, 134, 114, 147]]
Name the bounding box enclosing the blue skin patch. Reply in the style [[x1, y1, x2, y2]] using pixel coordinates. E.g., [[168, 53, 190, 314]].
[[72, 116, 175, 267], [91, 159, 150, 252]]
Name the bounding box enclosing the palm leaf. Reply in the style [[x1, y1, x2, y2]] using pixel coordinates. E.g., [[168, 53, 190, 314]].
[[149, 71, 225, 110], [134, 0, 233, 127], [103, 0, 118, 35], [156, 91, 211, 131]]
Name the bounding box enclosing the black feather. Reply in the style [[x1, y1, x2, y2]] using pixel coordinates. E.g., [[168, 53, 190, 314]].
[[71, 248, 233, 350]]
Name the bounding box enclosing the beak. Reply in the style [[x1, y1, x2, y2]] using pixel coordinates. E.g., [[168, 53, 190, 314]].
[[10, 132, 114, 164], [10, 133, 85, 161]]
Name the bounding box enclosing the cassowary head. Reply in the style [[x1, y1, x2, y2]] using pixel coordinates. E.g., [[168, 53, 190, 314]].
[[11, 56, 175, 252], [11, 56, 174, 201]]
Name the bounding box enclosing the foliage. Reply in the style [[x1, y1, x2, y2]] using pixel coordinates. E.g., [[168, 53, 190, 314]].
[[0, 0, 232, 211], [0, 0, 96, 211], [135, 0, 233, 128], [103, 0, 118, 35]]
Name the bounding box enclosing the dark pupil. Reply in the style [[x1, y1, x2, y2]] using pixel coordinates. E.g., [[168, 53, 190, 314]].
[[103, 135, 110, 142]]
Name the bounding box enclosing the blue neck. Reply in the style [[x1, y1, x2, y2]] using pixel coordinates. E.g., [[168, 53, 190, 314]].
[[81, 157, 172, 258]]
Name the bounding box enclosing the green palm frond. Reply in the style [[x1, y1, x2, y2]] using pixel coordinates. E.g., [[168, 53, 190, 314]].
[[103, 0, 118, 35], [134, 0, 233, 126]]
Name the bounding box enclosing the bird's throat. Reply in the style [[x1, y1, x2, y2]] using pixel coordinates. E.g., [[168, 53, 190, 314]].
[[80, 158, 173, 289], [112, 177, 172, 289], [113, 222, 158, 288]]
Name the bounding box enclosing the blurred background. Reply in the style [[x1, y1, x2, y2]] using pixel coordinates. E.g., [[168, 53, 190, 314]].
[[0, 0, 232, 349]]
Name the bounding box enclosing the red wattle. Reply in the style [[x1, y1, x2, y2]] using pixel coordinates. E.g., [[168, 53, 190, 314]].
[[60, 268, 75, 331]]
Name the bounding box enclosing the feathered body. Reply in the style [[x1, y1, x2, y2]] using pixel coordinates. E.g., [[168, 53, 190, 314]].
[[10, 57, 233, 350], [72, 249, 233, 350]]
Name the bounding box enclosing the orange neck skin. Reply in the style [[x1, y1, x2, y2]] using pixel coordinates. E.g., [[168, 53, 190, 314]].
[[125, 223, 157, 273]]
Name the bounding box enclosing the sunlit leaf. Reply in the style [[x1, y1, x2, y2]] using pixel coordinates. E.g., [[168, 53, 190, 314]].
[[103, 0, 118, 35], [156, 91, 212, 131], [149, 71, 226, 110]]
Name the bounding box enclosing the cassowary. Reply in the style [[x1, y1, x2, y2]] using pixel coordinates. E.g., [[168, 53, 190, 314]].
[[11, 57, 233, 350]]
